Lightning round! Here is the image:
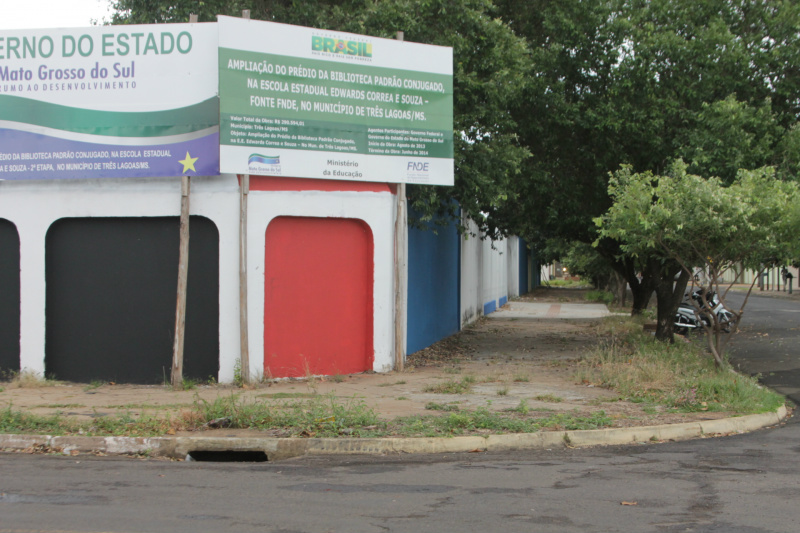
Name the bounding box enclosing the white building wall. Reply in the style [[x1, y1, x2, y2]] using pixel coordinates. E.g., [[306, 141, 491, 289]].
[[0, 175, 395, 381], [0, 175, 240, 379], [481, 235, 507, 310], [459, 216, 511, 328], [506, 237, 520, 299], [459, 218, 482, 327]]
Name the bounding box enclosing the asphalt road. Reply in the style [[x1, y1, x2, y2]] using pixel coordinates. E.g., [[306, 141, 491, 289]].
[[726, 290, 800, 405], [1, 292, 798, 533]]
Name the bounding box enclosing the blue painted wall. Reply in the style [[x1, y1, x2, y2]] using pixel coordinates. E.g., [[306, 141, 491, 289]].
[[407, 209, 460, 355]]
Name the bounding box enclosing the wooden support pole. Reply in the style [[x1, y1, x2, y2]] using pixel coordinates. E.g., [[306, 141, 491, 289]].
[[394, 31, 406, 372], [239, 9, 251, 385], [239, 174, 250, 384], [171, 13, 199, 388]]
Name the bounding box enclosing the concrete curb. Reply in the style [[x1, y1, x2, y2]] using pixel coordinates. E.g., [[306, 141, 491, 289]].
[[0, 406, 788, 461]]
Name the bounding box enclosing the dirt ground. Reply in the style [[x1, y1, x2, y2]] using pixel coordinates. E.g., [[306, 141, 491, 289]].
[[0, 288, 732, 430]]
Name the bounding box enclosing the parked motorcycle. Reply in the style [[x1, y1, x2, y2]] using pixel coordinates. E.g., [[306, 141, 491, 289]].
[[674, 289, 736, 335]]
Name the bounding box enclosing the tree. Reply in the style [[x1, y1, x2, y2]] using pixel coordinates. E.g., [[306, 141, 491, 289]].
[[596, 161, 800, 365], [493, 0, 800, 314], [110, 0, 531, 239]]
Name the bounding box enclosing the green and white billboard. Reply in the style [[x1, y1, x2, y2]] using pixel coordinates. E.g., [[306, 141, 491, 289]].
[[218, 16, 453, 185]]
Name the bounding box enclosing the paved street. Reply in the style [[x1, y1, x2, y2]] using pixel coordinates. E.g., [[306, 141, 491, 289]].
[[726, 289, 800, 405], [1, 291, 798, 533]]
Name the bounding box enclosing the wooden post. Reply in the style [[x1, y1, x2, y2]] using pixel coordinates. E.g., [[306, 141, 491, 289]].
[[239, 173, 250, 384], [171, 13, 199, 388], [239, 9, 252, 385], [394, 31, 406, 372]]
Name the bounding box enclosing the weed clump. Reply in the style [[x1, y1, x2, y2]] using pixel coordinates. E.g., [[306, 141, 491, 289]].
[[577, 317, 784, 414], [423, 375, 476, 394]]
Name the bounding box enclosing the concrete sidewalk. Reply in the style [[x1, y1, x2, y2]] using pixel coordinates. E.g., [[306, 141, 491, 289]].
[[0, 294, 791, 460], [490, 301, 611, 319]]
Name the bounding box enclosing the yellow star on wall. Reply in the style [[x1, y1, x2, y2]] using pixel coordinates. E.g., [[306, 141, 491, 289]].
[[178, 151, 199, 173]]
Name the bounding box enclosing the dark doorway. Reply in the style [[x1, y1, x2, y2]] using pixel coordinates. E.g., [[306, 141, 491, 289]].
[[45, 217, 219, 384], [0, 219, 20, 377]]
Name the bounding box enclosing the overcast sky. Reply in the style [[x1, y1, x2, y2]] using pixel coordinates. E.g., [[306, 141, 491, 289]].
[[1, 0, 112, 30]]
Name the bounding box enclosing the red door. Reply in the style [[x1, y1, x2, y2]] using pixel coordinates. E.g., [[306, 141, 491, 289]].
[[264, 217, 374, 378]]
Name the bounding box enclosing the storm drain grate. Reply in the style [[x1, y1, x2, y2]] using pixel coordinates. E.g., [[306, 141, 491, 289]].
[[186, 450, 269, 462]]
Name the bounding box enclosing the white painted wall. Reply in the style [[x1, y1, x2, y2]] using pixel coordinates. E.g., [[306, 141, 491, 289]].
[[481, 235, 507, 309], [459, 217, 482, 327], [726, 266, 799, 291], [0, 175, 395, 381], [459, 215, 511, 328], [0, 175, 240, 379], [506, 237, 520, 299]]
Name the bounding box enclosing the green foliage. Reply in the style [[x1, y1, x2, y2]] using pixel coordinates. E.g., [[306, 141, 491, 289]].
[[598, 163, 800, 275], [586, 290, 614, 305], [496, 0, 800, 259], [561, 241, 615, 289], [425, 402, 461, 412], [232, 358, 243, 388], [545, 279, 592, 288], [509, 399, 529, 414], [679, 95, 781, 184], [175, 377, 200, 391], [596, 162, 800, 354]]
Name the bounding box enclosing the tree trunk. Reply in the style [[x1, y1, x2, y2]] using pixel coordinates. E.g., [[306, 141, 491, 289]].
[[606, 271, 627, 307], [630, 278, 654, 315], [653, 267, 690, 342], [599, 242, 655, 315], [616, 256, 654, 315]]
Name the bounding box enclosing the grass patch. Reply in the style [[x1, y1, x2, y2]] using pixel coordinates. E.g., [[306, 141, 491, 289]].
[[545, 279, 592, 288], [586, 290, 614, 305], [497, 386, 510, 396], [425, 402, 461, 412], [578, 316, 785, 414], [0, 405, 180, 437], [0, 390, 613, 439], [534, 394, 564, 403], [193, 393, 382, 437], [508, 399, 530, 414], [423, 375, 476, 394], [513, 373, 531, 383], [173, 377, 201, 391], [388, 409, 611, 437]]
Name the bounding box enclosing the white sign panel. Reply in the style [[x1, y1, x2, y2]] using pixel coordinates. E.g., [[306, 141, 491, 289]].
[[0, 23, 219, 179]]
